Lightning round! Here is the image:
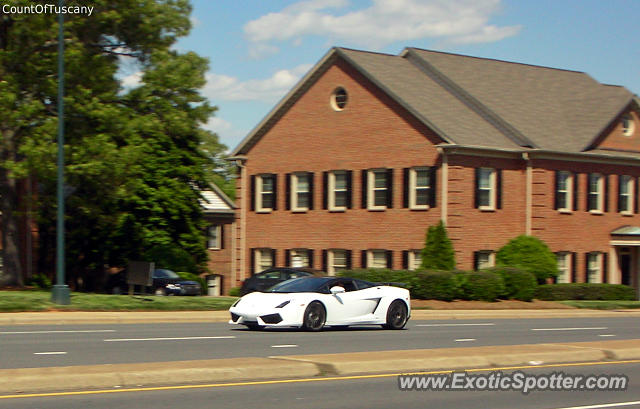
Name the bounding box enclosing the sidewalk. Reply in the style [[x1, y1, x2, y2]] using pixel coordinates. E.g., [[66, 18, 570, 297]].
[[2, 339, 640, 395], [2, 309, 640, 325]]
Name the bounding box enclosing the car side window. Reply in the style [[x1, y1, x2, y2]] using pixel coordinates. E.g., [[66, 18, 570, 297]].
[[354, 279, 375, 290], [258, 271, 282, 279]]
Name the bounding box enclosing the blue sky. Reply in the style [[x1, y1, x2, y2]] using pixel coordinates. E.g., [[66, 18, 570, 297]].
[[159, 0, 640, 151]]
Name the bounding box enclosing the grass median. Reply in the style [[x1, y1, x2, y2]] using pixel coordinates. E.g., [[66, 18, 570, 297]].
[[0, 290, 238, 312], [559, 300, 640, 310]]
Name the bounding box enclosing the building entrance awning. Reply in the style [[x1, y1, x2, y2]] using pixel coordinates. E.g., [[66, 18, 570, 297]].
[[611, 226, 640, 237]]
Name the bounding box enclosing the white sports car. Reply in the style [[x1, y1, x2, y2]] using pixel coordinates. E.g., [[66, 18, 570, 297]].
[[229, 276, 410, 331]]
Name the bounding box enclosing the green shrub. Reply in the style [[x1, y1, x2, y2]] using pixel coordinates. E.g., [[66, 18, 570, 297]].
[[459, 271, 505, 301], [496, 235, 558, 282], [483, 267, 537, 301], [413, 270, 459, 301], [228, 287, 242, 297], [535, 284, 636, 301], [421, 221, 456, 270], [176, 272, 206, 295], [27, 274, 52, 289]]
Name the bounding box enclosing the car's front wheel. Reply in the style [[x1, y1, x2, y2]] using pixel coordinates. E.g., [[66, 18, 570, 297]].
[[246, 323, 264, 331], [302, 301, 326, 332], [383, 300, 408, 330]]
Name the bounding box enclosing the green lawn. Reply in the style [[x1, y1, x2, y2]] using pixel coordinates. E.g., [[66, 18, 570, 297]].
[[559, 300, 640, 310], [0, 290, 237, 312]]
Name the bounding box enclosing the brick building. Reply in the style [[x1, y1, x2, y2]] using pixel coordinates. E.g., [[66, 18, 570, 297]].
[[227, 47, 640, 298]]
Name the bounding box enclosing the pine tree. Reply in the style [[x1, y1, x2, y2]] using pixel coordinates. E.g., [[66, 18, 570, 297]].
[[420, 220, 455, 270]]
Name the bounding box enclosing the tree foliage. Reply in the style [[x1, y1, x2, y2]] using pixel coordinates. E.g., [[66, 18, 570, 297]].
[[420, 220, 456, 271], [495, 235, 558, 283], [0, 0, 229, 288]]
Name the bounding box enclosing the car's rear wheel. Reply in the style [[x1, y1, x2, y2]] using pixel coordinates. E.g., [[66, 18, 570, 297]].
[[383, 300, 408, 330], [302, 301, 326, 332], [246, 323, 264, 331]]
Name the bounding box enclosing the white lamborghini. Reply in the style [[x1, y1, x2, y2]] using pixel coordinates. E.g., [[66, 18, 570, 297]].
[[229, 276, 410, 331]]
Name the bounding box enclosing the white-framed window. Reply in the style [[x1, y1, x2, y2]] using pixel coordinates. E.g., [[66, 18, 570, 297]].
[[256, 174, 275, 212], [476, 168, 496, 210], [368, 249, 388, 269], [330, 87, 348, 111], [368, 169, 389, 210], [291, 172, 310, 211], [289, 249, 310, 268], [207, 225, 221, 250], [587, 173, 603, 212], [410, 167, 431, 209], [408, 250, 422, 271], [619, 175, 634, 214], [475, 251, 495, 270], [556, 252, 571, 283], [622, 114, 635, 137], [328, 249, 348, 276], [329, 171, 348, 211], [555, 171, 573, 211], [587, 252, 602, 283], [255, 249, 274, 273]]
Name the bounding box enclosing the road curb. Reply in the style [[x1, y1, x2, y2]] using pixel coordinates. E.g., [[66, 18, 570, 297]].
[[2, 340, 639, 395]]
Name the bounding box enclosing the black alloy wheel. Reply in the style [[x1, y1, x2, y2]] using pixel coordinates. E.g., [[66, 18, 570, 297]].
[[302, 301, 326, 331], [383, 300, 408, 330]]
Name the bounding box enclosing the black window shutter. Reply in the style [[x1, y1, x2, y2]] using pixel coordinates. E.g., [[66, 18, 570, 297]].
[[271, 248, 277, 267], [617, 175, 622, 213], [308, 172, 314, 210], [250, 249, 256, 275], [322, 172, 328, 210], [402, 251, 409, 270], [386, 250, 393, 269], [285, 173, 291, 210], [430, 166, 437, 208], [386, 168, 394, 208], [602, 252, 608, 283], [573, 173, 579, 211], [220, 224, 225, 249], [604, 175, 609, 212], [285, 249, 291, 266], [346, 250, 352, 270], [361, 250, 367, 268], [636, 177, 639, 214], [473, 251, 479, 271], [571, 252, 577, 283], [474, 168, 480, 208], [584, 253, 590, 283], [272, 174, 278, 211], [308, 249, 314, 268], [361, 170, 368, 209], [403, 168, 409, 208], [346, 170, 353, 209], [586, 174, 593, 211], [322, 250, 328, 273], [554, 171, 560, 210], [250, 175, 256, 211], [496, 169, 502, 209]]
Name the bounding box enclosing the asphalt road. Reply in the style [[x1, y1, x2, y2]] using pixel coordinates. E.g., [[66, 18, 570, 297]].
[[2, 361, 638, 409], [1, 317, 639, 369]]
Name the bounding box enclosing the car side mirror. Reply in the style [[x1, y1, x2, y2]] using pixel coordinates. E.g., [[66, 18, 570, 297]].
[[330, 286, 345, 295]]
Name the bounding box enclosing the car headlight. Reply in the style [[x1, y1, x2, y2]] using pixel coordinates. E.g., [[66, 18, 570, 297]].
[[275, 300, 290, 308], [166, 284, 181, 289]]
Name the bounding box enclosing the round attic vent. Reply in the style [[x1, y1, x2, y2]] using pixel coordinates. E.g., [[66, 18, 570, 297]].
[[330, 87, 348, 111]]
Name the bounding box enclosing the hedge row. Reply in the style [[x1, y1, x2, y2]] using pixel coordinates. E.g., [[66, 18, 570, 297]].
[[339, 267, 537, 302], [535, 284, 636, 301]]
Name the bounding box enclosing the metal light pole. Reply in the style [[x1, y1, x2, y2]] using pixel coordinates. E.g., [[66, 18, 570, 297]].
[[51, 0, 70, 304]]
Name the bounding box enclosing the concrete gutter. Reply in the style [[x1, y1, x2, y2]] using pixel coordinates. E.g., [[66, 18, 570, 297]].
[[2, 309, 640, 325], [1, 340, 640, 395]]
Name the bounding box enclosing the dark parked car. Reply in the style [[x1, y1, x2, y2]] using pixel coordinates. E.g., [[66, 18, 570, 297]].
[[240, 267, 325, 295], [107, 268, 201, 296]]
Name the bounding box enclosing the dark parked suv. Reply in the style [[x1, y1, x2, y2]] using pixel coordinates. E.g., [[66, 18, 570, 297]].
[[240, 267, 324, 295], [107, 268, 201, 296]]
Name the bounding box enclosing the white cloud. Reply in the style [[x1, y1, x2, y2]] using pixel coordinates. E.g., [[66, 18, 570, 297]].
[[203, 64, 313, 103], [203, 116, 232, 133], [121, 71, 143, 88], [244, 0, 521, 51]]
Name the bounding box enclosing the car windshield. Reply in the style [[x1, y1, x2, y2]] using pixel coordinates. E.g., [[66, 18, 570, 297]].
[[154, 269, 180, 279], [268, 277, 332, 293]]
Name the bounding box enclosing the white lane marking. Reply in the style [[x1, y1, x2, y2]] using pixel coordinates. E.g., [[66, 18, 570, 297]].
[[599, 334, 616, 337], [104, 336, 235, 342], [455, 338, 476, 342], [34, 352, 67, 355], [1, 330, 116, 335], [531, 327, 607, 331], [554, 401, 640, 409], [271, 344, 298, 348], [416, 323, 495, 327]]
